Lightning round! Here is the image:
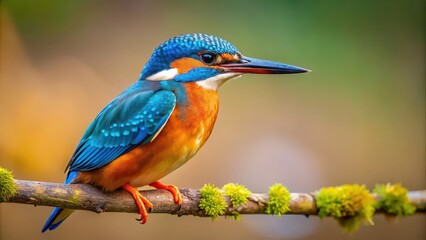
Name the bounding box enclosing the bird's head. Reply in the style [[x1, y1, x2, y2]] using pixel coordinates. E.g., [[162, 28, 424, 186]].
[[140, 33, 309, 90]]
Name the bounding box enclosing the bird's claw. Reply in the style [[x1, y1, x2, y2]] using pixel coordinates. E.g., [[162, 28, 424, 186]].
[[135, 206, 150, 224], [124, 182, 182, 225], [173, 191, 183, 205], [149, 181, 183, 205], [122, 183, 153, 225], [135, 216, 147, 224]]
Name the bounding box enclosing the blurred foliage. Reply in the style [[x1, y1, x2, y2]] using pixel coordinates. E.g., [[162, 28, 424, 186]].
[[2, 0, 85, 36]]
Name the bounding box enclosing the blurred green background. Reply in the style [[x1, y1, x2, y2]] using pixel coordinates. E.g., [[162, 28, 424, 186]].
[[0, 0, 424, 239]]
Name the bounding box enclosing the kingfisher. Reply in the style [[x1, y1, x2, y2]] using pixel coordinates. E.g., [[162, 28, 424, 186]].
[[42, 33, 308, 232]]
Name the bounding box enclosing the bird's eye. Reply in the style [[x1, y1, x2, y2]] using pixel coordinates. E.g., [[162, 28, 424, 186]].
[[201, 53, 216, 65]]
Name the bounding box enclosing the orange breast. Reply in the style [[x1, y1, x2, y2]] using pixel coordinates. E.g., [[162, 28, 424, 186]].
[[75, 82, 219, 191]]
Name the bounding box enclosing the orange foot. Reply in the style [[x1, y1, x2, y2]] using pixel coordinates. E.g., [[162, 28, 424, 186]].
[[122, 183, 153, 224], [149, 181, 183, 205]]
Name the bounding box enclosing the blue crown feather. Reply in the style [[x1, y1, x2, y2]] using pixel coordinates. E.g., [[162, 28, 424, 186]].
[[140, 33, 240, 79]]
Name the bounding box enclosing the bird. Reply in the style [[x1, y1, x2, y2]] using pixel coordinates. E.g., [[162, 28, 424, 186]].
[[42, 33, 309, 232]]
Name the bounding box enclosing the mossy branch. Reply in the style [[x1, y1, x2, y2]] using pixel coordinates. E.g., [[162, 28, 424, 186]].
[[2, 179, 425, 217], [1, 166, 425, 233]]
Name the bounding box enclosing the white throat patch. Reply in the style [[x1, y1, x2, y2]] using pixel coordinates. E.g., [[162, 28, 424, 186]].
[[196, 72, 242, 90]]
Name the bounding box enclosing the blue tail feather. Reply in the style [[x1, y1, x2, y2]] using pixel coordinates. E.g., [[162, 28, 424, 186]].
[[42, 208, 67, 232], [42, 171, 78, 232]]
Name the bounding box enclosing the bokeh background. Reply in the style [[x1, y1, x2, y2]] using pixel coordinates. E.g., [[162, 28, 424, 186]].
[[0, 0, 424, 239]]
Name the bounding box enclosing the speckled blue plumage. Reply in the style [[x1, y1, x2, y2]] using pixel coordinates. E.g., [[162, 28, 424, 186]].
[[140, 33, 240, 80], [66, 81, 176, 172]]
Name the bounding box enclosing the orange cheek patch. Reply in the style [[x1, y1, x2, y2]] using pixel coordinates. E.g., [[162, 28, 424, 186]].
[[221, 53, 235, 62], [220, 53, 234, 62], [170, 58, 206, 74]]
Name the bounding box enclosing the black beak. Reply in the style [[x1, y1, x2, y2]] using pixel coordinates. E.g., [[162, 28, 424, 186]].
[[220, 56, 310, 74]]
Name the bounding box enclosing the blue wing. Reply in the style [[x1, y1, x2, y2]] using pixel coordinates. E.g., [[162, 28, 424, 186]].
[[66, 87, 176, 172]]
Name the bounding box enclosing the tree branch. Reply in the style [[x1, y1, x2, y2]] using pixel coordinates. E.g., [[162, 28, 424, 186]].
[[3, 180, 426, 216]]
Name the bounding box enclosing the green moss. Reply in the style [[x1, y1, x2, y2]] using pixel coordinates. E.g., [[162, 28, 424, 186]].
[[230, 211, 241, 221], [265, 183, 291, 216], [373, 183, 415, 216], [199, 184, 227, 220], [222, 183, 251, 220], [316, 184, 375, 232], [222, 183, 251, 207], [0, 167, 18, 202]]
